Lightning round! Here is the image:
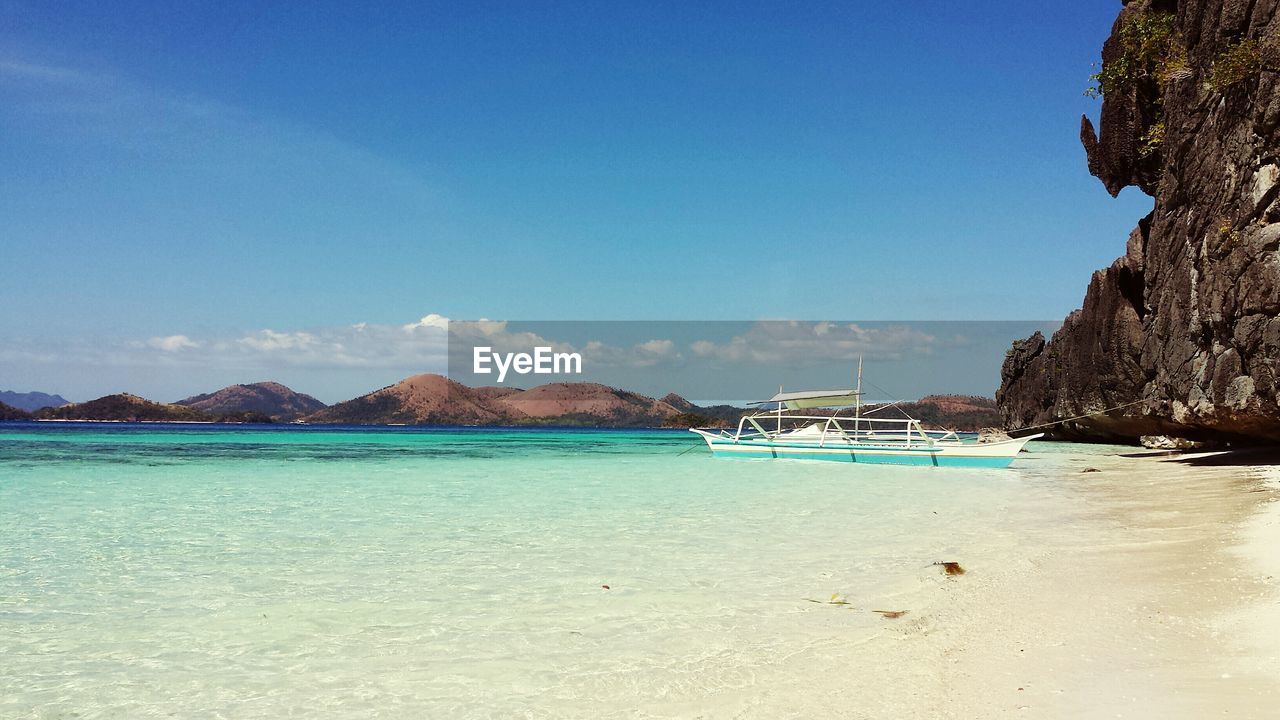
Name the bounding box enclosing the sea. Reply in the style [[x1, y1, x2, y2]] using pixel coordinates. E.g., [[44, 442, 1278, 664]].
[[0, 422, 1215, 718]]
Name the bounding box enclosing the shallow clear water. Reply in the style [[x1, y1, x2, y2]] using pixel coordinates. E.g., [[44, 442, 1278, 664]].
[[1, 423, 1099, 718]]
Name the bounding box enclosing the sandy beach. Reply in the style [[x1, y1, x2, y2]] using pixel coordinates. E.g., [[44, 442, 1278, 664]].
[[853, 447, 1280, 719]]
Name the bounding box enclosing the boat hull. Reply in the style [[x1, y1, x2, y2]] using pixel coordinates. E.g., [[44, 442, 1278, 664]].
[[696, 433, 1040, 468]]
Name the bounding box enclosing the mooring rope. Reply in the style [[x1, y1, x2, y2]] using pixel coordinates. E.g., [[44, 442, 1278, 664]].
[[1013, 398, 1150, 433], [676, 442, 704, 456]]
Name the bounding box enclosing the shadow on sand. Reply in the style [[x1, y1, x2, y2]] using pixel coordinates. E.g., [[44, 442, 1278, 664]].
[[1164, 447, 1280, 467]]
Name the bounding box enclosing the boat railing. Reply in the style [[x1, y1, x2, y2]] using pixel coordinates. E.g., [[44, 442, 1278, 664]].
[[723, 412, 957, 448]]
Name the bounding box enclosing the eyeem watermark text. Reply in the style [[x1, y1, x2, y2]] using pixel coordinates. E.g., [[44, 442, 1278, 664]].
[[473, 346, 583, 383]]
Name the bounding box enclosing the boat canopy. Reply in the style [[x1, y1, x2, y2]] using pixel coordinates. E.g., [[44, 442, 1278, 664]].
[[750, 389, 864, 410]]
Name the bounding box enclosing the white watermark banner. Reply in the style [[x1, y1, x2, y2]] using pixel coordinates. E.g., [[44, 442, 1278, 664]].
[[446, 320, 1056, 404]]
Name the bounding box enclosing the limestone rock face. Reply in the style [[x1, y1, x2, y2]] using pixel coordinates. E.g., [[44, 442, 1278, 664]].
[[999, 0, 1280, 443]]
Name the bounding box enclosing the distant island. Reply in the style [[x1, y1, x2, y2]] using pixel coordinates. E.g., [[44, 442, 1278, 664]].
[[2, 375, 1002, 430], [0, 390, 69, 412], [176, 381, 326, 422], [34, 393, 272, 424], [0, 401, 34, 421]]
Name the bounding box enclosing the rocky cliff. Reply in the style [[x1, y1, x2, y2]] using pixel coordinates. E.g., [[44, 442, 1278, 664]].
[[999, 0, 1280, 443]]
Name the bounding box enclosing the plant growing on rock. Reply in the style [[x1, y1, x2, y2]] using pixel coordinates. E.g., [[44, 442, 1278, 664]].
[[1206, 38, 1262, 91], [1138, 119, 1166, 159], [1218, 217, 1241, 245], [1085, 11, 1178, 98], [1084, 10, 1181, 161]]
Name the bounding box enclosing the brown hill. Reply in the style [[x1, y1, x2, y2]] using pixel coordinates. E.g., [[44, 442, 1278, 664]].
[[304, 376, 684, 427], [471, 386, 524, 403], [494, 383, 681, 426], [891, 395, 1000, 431], [37, 394, 216, 422], [303, 374, 519, 425], [291, 372, 999, 429], [177, 381, 326, 421]]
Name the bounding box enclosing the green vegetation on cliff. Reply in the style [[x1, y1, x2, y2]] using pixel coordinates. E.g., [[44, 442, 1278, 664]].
[[1086, 10, 1178, 98], [1207, 39, 1263, 91]]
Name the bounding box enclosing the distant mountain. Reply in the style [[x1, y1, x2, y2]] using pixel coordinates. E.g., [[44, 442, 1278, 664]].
[[302, 375, 685, 427], [304, 374, 516, 425], [177, 382, 326, 421], [0, 401, 33, 421], [660, 403, 745, 429], [495, 383, 682, 427], [660, 393, 697, 412], [891, 395, 1001, 430], [0, 390, 70, 412], [27, 379, 999, 429], [471, 386, 523, 403], [36, 394, 216, 422]]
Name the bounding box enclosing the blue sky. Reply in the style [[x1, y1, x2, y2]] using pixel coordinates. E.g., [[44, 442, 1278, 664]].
[[0, 1, 1151, 401]]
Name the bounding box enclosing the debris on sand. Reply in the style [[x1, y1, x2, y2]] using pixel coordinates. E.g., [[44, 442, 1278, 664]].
[[805, 592, 853, 607], [933, 561, 965, 576]]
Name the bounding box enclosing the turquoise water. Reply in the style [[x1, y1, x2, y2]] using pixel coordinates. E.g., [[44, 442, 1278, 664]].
[[2, 423, 1083, 718]]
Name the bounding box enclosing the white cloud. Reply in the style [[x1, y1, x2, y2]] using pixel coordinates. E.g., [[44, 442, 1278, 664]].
[[2, 314, 452, 374], [237, 329, 318, 352], [7, 318, 955, 390], [402, 313, 449, 331], [148, 335, 199, 352], [559, 338, 680, 369], [690, 340, 716, 356], [637, 339, 675, 355], [691, 322, 936, 365], [225, 320, 448, 368], [631, 339, 679, 367], [445, 323, 686, 373]]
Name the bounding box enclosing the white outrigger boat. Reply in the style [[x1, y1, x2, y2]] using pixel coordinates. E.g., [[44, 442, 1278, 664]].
[[689, 368, 1041, 468]]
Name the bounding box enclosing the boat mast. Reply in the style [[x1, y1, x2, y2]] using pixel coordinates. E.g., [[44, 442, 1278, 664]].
[[855, 353, 865, 420], [854, 356, 863, 435], [777, 384, 783, 434]]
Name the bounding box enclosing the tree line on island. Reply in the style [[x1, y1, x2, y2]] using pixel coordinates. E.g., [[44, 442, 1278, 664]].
[[0, 375, 1002, 430]]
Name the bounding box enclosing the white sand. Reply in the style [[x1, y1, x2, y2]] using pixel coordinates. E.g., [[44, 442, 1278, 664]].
[[853, 447, 1280, 718]]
